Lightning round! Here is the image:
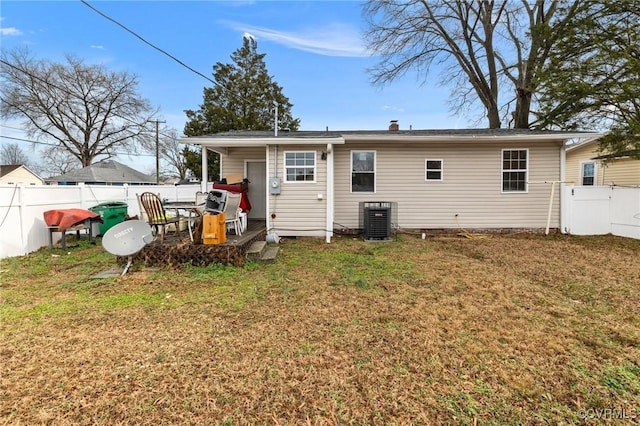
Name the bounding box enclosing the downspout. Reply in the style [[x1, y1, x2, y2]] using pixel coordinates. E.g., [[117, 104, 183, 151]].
[[325, 143, 334, 243], [201, 146, 208, 192], [560, 143, 567, 234]]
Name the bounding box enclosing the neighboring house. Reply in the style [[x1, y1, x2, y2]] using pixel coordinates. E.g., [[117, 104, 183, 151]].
[[566, 138, 640, 186], [181, 124, 600, 242], [0, 164, 43, 185], [45, 159, 156, 186]]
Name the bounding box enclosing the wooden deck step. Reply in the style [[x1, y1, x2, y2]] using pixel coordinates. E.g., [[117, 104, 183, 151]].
[[246, 240, 279, 262]]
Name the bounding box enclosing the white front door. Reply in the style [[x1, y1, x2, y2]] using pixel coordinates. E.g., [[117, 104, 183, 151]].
[[246, 161, 266, 219]]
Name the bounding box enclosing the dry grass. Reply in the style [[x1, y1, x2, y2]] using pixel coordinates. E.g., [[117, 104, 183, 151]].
[[1, 233, 639, 425]]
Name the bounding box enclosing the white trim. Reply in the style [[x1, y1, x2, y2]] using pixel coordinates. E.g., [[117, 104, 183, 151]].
[[283, 150, 317, 183], [425, 159, 444, 181], [501, 148, 529, 193], [560, 144, 567, 233], [350, 150, 376, 194]]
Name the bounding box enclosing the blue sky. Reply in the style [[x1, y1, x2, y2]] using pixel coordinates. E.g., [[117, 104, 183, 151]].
[[1, 0, 466, 173]]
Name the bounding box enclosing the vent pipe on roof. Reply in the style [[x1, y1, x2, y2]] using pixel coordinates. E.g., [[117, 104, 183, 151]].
[[389, 120, 399, 131], [274, 101, 279, 137]]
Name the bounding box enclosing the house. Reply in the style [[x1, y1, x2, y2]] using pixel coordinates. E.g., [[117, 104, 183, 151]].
[[181, 124, 600, 242], [566, 137, 640, 186], [45, 159, 156, 186], [0, 164, 43, 185]]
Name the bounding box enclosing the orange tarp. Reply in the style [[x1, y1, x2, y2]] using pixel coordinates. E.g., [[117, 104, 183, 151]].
[[43, 209, 100, 232]]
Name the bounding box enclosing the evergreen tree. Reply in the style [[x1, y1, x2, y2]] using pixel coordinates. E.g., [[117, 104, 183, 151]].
[[535, 0, 639, 158], [184, 36, 300, 136]]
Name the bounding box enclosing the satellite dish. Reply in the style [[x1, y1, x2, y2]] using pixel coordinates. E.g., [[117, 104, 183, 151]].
[[102, 220, 154, 275]]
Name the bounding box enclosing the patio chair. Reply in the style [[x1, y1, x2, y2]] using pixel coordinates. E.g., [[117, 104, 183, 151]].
[[195, 191, 208, 213], [223, 192, 243, 236], [138, 192, 181, 242]]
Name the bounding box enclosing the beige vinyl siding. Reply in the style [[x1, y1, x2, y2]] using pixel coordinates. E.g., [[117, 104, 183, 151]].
[[220, 146, 265, 178], [334, 141, 562, 230], [601, 157, 640, 186], [268, 145, 327, 236], [566, 142, 601, 185], [566, 141, 640, 186]]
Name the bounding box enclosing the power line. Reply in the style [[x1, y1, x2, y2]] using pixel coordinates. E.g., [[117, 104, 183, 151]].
[[0, 135, 156, 158], [80, 0, 219, 88]]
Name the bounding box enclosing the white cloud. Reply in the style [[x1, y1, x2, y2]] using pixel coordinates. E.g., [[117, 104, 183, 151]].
[[90, 45, 105, 50], [243, 32, 255, 42], [225, 21, 369, 58], [383, 105, 405, 113], [0, 27, 23, 36]]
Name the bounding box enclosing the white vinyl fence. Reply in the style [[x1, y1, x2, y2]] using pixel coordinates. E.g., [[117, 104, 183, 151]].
[[2, 183, 639, 260], [563, 185, 640, 239], [0, 183, 203, 259]]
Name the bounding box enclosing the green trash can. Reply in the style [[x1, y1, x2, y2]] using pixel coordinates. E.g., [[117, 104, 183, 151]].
[[89, 201, 128, 236]]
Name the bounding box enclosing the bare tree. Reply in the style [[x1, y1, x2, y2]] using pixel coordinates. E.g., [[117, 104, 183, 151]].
[[40, 146, 79, 177], [0, 48, 157, 167], [137, 126, 189, 180], [0, 143, 31, 166], [363, 0, 578, 128]]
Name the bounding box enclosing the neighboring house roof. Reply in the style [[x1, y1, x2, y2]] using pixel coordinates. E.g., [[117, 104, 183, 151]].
[[45, 160, 155, 184], [181, 128, 602, 148], [0, 165, 21, 176]]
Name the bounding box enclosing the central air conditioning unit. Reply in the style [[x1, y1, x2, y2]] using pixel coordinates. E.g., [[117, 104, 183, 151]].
[[360, 201, 397, 241]]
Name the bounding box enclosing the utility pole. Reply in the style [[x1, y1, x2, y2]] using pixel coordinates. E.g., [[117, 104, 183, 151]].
[[151, 120, 166, 184]]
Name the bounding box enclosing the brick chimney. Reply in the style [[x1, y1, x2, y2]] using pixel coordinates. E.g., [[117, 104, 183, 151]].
[[389, 120, 399, 131]]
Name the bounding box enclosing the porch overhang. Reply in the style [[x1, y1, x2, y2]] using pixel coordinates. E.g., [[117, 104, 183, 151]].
[[179, 136, 346, 149]]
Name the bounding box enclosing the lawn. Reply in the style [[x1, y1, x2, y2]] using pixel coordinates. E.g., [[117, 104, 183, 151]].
[[1, 233, 639, 425]]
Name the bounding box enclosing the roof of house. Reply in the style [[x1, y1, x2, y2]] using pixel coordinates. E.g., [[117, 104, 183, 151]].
[[0, 164, 42, 180], [46, 159, 155, 184], [182, 128, 602, 148], [0, 165, 21, 177]]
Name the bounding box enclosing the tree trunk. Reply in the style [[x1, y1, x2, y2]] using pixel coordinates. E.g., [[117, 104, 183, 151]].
[[488, 103, 502, 128], [513, 87, 532, 128]]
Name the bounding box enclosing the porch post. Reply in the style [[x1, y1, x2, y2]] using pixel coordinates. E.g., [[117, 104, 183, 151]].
[[265, 145, 271, 232], [201, 146, 208, 192], [325, 143, 334, 243]]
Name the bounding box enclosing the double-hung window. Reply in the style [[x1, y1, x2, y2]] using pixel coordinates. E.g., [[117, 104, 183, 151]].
[[502, 149, 528, 192], [425, 159, 443, 181], [351, 151, 375, 192], [581, 161, 596, 186], [285, 151, 316, 182]]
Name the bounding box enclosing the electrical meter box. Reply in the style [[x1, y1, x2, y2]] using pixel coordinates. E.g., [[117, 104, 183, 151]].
[[269, 177, 281, 195]]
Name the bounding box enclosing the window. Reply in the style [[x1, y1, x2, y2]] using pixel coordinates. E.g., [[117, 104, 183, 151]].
[[581, 161, 596, 186], [285, 151, 316, 182], [351, 151, 375, 192], [502, 149, 528, 192], [425, 159, 443, 181]]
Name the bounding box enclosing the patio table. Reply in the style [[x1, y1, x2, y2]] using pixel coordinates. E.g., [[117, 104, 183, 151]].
[[163, 201, 205, 242]]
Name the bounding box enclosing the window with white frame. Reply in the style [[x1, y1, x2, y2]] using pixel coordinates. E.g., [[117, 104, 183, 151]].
[[581, 161, 596, 186], [501, 149, 528, 192], [285, 151, 316, 182], [351, 150, 375, 192], [425, 159, 443, 181]]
